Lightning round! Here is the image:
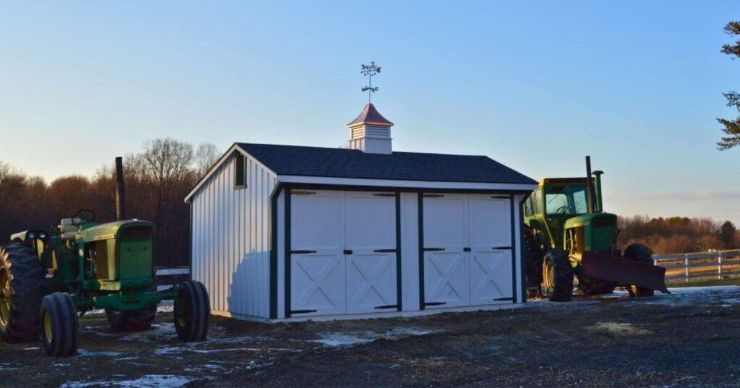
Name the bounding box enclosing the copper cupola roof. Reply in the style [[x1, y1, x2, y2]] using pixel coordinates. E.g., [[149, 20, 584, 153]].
[[346, 103, 394, 127]]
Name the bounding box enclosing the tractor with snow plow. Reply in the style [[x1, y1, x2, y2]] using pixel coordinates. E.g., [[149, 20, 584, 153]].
[[523, 157, 668, 301], [0, 157, 209, 356]]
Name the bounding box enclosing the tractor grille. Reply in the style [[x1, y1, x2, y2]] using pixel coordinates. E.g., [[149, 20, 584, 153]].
[[119, 227, 152, 242]]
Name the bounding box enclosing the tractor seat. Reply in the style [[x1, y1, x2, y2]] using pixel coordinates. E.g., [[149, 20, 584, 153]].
[[58, 218, 79, 240]]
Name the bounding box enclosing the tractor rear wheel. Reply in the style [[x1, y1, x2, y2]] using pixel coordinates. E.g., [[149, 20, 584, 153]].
[[40, 292, 78, 357], [542, 249, 573, 302], [623, 243, 655, 297], [105, 305, 156, 331], [0, 243, 45, 342], [577, 275, 616, 295], [174, 280, 209, 341]]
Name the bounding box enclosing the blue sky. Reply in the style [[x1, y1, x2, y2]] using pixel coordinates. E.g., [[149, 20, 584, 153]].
[[1, 1, 739, 224]]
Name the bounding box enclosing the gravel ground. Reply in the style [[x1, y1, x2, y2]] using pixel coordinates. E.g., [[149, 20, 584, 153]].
[[0, 286, 738, 387]]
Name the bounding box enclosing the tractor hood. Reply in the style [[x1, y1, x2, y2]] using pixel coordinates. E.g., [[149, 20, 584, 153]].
[[79, 220, 155, 242], [564, 212, 617, 229]]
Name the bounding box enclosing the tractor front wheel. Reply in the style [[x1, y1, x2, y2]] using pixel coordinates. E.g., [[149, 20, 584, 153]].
[[174, 280, 209, 341], [542, 250, 574, 302], [40, 293, 78, 357], [623, 243, 655, 297], [0, 243, 45, 342], [105, 305, 156, 331]]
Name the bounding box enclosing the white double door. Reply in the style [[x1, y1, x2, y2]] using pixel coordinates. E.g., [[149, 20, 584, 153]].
[[422, 194, 513, 309], [290, 190, 398, 317]]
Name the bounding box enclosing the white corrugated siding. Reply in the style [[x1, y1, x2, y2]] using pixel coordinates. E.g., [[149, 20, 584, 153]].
[[190, 151, 277, 319]]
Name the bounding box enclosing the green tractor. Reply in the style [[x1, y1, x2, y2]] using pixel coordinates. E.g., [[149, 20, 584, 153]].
[[0, 157, 209, 356], [523, 156, 668, 301]]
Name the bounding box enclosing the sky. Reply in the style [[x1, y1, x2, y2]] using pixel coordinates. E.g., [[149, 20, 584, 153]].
[[1, 1, 739, 224]]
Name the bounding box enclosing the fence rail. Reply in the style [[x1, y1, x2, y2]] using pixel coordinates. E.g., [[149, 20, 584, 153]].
[[653, 249, 740, 283]]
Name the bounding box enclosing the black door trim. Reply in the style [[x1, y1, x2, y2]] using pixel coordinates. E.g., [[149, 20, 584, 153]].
[[284, 189, 292, 318], [417, 192, 425, 310]]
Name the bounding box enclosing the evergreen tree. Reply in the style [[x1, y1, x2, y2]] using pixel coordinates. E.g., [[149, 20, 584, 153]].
[[718, 21, 740, 150]]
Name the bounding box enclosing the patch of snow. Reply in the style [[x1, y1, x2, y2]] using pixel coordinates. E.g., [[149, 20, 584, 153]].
[[591, 322, 652, 335], [61, 374, 193, 388], [23, 346, 40, 350], [120, 323, 175, 342], [310, 333, 376, 347], [77, 349, 123, 357], [310, 327, 439, 348], [51, 363, 70, 368]]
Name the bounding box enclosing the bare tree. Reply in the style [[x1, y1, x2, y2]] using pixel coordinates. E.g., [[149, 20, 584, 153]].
[[194, 143, 220, 177]]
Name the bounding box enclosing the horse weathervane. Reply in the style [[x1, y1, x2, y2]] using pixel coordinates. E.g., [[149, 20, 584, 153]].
[[361, 62, 381, 103]]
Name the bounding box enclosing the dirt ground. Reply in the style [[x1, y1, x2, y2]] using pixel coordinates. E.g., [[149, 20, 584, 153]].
[[0, 286, 738, 387]]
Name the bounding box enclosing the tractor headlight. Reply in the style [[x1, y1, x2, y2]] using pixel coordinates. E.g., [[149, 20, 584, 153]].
[[28, 232, 35, 239], [39, 232, 47, 240]]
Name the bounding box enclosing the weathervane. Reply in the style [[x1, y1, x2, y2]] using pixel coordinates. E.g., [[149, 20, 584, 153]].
[[361, 61, 381, 103]]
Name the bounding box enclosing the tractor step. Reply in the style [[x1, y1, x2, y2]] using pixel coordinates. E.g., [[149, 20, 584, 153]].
[[582, 252, 668, 293]]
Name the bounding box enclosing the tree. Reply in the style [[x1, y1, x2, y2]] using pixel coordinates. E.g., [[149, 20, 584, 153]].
[[194, 143, 220, 177], [718, 21, 740, 150], [719, 220, 737, 248]]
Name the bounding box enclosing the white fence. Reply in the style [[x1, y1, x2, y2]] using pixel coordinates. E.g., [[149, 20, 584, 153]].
[[652, 249, 740, 283]]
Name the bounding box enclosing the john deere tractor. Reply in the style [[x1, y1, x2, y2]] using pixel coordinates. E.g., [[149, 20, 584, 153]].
[[523, 157, 668, 301], [0, 157, 209, 356]]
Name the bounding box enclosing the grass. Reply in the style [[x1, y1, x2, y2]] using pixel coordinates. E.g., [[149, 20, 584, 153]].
[[667, 277, 740, 288]]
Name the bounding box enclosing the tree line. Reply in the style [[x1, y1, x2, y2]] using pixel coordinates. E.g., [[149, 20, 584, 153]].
[[618, 216, 738, 254], [0, 138, 220, 267]]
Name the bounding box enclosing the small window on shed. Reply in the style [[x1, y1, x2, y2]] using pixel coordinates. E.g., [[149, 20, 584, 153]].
[[235, 154, 246, 188]]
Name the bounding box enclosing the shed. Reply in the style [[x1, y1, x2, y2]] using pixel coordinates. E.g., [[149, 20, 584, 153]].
[[185, 103, 537, 320]]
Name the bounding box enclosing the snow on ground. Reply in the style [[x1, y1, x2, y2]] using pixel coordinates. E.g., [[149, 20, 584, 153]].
[[590, 322, 653, 335], [61, 375, 193, 388], [640, 285, 740, 306], [77, 349, 123, 357], [310, 327, 440, 348], [120, 323, 175, 342]]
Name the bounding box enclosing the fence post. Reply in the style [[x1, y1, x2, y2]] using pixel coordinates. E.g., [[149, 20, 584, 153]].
[[684, 253, 690, 282], [718, 251, 723, 280]]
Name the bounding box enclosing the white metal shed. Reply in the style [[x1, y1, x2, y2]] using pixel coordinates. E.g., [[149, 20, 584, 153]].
[[185, 104, 537, 320]]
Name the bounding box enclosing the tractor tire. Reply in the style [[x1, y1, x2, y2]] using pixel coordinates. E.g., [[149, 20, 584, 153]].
[[174, 280, 209, 342], [523, 227, 544, 291], [542, 249, 574, 302], [0, 243, 45, 342], [577, 275, 616, 296], [40, 292, 78, 357], [623, 243, 655, 298], [105, 305, 156, 331]]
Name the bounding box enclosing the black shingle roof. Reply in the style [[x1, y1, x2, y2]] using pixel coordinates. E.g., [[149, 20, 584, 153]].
[[237, 143, 536, 185]]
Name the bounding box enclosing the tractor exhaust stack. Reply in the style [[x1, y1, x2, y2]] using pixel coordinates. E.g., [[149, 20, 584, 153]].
[[585, 156, 595, 214], [115, 156, 127, 221]]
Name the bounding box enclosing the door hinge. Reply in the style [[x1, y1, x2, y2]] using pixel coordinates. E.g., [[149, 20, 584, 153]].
[[493, 246, 512, 250], [423, 247, 445, 252], [373, 193, 396, 197], [493, 297, 514, 301], [343, 249, 353, 255], [422, 193, 444, 198], [290, 250, 317, 254], [491, 195, 510, 199], [290, 309, 318, 314], [423, 301, 447, 306], [374, 304, 399, 310], [374, 248, 398, 253], [463, 247, 471, 252]]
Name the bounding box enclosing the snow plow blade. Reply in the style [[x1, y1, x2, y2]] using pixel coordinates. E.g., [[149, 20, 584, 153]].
[[582, 252, 668, 293]]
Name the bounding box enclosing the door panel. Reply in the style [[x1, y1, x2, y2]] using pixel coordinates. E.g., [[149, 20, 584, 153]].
[[346, 193, 398, 314], [423, 195, 469, 308], [468, 196, 513, 305], [290, 191, 346, 316]]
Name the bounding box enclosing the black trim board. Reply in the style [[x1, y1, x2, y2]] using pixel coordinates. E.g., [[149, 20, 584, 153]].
[[395, 192, 402, 311], [417, 192, 425, 310], [188, 203, 193, 280], [283, 182, 531, 195], [518, 194, 531, 304], [269, 184, 282, 319], [284, 189, 292, 318], [510, 195, 517, 304]]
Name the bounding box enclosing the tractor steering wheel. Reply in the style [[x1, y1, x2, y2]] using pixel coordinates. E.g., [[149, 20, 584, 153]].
[[72, 209, 96, 226], [554, 205, 570, 215]]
